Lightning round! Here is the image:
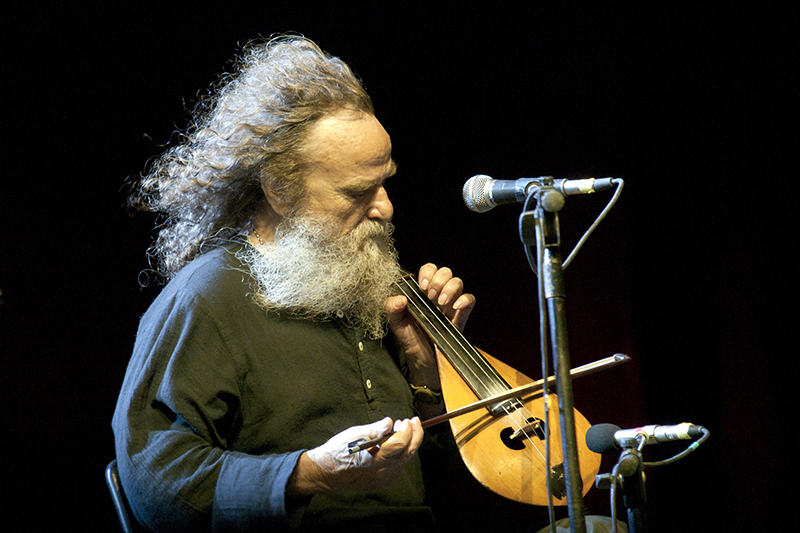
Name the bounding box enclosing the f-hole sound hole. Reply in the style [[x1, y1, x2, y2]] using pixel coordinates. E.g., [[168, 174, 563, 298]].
[[500, 417, 546, 450]]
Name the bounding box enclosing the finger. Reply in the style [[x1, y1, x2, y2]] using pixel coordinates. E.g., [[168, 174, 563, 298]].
[[417, 263, 438, 291], [407, 417, 424, 455], [435, 276, 464, 308], [395, 417, 423, 455], [422, 267, 454, 302], [380, 419, 413, 459], [451, 293, 476, 331], [391, 418, 413, 437]]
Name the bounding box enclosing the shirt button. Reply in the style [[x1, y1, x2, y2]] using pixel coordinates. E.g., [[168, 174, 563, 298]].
[[336, 309, 344, 318], [365, 379, 373, 389], [358, 341, 364, 351]]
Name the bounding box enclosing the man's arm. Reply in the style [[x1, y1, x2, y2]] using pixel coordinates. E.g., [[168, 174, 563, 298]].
[[113, 288, 310, 531], [385, 264, 476, 420], [115, 284, 433, 531]]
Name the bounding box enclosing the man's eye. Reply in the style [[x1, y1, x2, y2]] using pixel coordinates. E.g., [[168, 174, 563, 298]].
[[349, 189, 372, 200]]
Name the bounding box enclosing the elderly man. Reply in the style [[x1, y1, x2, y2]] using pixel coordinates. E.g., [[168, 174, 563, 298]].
[[113, 36, 474, 532]]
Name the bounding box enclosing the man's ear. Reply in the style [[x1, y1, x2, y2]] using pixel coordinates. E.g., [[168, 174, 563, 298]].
[[263, 185, 288, 217]]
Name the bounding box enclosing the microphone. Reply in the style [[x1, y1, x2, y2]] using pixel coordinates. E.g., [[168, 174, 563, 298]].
[[462, 174, 615, 213], [586, 423, 706, 454]]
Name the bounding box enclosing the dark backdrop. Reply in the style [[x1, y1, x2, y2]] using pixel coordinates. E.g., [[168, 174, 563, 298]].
[[2, 3, 792, 532]]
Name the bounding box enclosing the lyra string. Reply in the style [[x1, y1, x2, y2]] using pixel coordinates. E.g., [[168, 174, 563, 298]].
[[395, 274, 553, 470]]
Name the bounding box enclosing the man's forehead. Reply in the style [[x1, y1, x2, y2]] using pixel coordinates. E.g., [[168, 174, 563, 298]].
[[304, 110, 394, 170]]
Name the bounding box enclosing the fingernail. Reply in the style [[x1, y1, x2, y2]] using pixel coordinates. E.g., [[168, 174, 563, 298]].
[[419, 278, 429, 290], [438, 293, 450, 306]]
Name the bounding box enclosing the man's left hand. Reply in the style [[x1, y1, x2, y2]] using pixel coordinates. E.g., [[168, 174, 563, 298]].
[[385, 264, 475, 416]]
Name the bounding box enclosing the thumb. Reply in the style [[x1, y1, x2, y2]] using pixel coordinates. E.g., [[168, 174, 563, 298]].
[[384, 295, 409, 330], [368, 417, 394, 439]]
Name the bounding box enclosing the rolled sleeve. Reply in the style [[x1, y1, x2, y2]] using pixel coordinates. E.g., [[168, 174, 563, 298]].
[[212, 449, 305, 531]]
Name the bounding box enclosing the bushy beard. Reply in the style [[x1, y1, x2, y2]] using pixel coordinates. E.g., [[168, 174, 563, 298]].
[[238, 215, 402, 339]]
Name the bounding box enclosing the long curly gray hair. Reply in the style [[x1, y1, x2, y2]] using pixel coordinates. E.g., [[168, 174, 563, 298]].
[[129, 35, 374, 279]]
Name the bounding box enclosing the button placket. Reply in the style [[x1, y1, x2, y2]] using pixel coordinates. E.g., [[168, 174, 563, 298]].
[[357, 338, 372, 390], [349, 328, 371, 400]]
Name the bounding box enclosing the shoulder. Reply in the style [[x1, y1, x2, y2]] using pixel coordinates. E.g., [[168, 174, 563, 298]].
[[140, 243, 256, 330], [164, 243, 252, 306], [176, 242, 251, 291]]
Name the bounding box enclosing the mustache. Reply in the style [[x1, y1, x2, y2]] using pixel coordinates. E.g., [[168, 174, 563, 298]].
[[277, 215, 393, 244], [351, 219, 393, 243]]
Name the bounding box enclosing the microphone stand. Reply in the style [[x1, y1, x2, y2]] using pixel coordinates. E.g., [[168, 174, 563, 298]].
[[519, 181, 587, 533], [615, 447, 648, 533]]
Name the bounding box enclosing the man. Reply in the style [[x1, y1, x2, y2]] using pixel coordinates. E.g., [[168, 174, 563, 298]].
[[113, 36, 474, 532]]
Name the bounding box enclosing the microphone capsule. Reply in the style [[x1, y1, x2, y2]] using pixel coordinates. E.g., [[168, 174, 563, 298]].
[[462, 174, 494, 213]]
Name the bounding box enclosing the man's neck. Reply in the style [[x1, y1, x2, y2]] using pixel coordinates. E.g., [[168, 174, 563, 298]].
[[249, 205, 284, 248]]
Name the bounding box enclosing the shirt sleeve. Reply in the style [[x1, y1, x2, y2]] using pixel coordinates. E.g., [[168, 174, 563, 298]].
[[112, 288, 302, 532]]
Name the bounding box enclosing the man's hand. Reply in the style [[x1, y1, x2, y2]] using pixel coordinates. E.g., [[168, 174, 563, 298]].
[[287, 417, 424, 496], [384, 264, 476, 416]]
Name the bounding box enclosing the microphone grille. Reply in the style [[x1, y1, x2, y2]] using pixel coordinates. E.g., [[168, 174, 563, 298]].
[[585, 423, 622, 454], [463, 174, 494, 213]]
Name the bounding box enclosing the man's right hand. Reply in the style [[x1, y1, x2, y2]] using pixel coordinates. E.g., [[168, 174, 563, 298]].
[[286, 417, 424, 496]]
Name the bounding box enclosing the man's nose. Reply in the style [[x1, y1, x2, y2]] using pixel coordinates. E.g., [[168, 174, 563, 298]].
[[368, 186, 393, 221]]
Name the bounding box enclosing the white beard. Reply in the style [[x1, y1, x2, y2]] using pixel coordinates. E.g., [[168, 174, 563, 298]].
[[237, 215, 402, 339]]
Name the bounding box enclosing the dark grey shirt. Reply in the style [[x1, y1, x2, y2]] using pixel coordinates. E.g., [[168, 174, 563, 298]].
[[113, 244, 433, 531]]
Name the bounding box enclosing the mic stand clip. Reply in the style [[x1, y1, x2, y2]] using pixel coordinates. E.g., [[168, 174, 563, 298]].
[[595, 444, 648, 533]]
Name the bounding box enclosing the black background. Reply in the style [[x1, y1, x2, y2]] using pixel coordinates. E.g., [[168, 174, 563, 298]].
[[2, 2, 793, 531]]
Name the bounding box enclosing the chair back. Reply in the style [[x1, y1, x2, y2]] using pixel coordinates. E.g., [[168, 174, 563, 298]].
[[105, 459, 145, 533]]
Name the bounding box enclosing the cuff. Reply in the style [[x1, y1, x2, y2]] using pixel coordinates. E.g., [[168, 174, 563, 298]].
[[211, 449, 305, 531]]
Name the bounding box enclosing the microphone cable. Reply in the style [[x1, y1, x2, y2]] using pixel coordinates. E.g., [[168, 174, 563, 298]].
[[523, 178, 625, 274]]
